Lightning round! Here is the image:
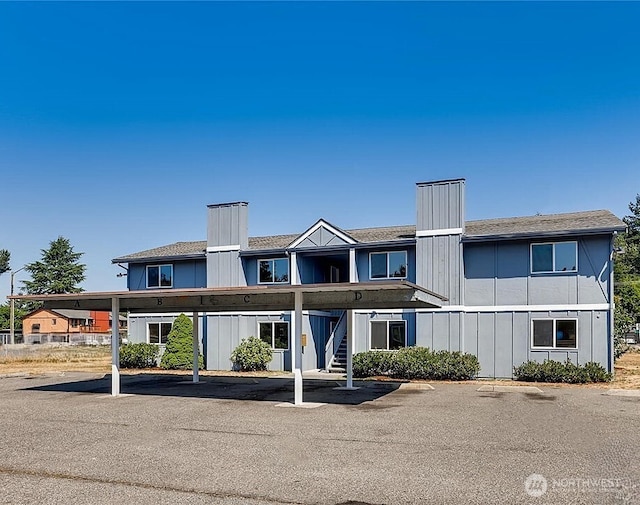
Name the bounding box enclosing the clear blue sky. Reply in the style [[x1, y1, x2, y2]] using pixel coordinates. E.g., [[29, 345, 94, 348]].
[[1, 1, 639, 299]]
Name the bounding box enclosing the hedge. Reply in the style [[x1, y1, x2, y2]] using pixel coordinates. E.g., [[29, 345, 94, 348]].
[[353, 347, 480, 380], [513, 359, 611, 383], [120, 343, 159, 369]]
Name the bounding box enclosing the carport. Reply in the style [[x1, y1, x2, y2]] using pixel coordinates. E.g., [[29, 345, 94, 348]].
[[11, 281, 445, 406]]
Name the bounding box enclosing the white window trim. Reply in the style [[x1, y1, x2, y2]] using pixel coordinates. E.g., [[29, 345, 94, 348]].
[[257, 258, 290, 285], [369, 319, 407, 351], [146, 264, 174, 289], [530, 241, 578, 274], [530, 318, 578, 350], [368, 250, 408, 280], [258, 320, 290, 350], [147, 321, 173, 345]]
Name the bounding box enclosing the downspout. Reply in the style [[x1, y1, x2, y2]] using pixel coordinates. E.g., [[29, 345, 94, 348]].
[[609, 232, 616, 375]]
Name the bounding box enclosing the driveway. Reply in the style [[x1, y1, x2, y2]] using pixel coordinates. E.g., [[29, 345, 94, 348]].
[[0, 373, 638, 504]]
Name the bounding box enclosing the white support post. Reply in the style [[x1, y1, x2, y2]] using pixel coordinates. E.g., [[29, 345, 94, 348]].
[[192, 311, 200, 383], [293, 289, 303, 405], [111, 297, 120, 396], [349, 248, 357, 283], [346, 309, 354, 388], [290, 251, 299, 285]]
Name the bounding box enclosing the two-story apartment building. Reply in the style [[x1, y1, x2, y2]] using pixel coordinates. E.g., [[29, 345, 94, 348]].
[[113, 179, 625, 377]]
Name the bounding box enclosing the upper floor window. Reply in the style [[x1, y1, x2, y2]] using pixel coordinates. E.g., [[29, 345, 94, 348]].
[[532, 319, 577, 349], [370, 320, 406, 350], [369, 251, 407, 280], [259, 321, 289, 349], [531, 242, 577, 273], [258, 258, 289, 284], [147, 264, 173, 288]]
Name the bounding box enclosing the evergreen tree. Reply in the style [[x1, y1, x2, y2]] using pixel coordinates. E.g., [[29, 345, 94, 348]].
[[614, 194, 640, 357], [0, 249, 9, 276], [23, 237, 86, 295], [160, 314, 203, 370]]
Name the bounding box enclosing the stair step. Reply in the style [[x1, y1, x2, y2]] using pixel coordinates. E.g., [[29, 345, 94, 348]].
[[327, 367, 346, 373]]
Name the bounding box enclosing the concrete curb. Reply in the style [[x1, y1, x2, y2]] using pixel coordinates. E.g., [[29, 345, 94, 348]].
[[477, 385, 544, 393], [604, 389, 640, 397]]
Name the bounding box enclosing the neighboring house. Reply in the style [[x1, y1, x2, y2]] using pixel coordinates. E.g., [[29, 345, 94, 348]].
[[113, 179, 625, 377], [22, 308, 127, 343]]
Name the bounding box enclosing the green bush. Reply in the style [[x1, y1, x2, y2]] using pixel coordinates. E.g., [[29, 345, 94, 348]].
[[230, 336, 273, 371], [352, 351, 394, 378], [513, 359, 611, 383], [120, 343, 159, 369], [353, 347, 480, 380], [160, 314, 204, 370]]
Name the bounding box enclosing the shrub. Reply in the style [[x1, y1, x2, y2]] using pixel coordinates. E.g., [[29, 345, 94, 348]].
[[160, 314, 204, 370], [353, 347, 480, 380], [513, 359, 611, 383], [352, 351, 394, 378], [120, 343, 159, 369], [231, 337, 273, 371]]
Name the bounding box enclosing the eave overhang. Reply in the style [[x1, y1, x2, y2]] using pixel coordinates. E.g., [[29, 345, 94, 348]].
[[461, 227, 627, 243]]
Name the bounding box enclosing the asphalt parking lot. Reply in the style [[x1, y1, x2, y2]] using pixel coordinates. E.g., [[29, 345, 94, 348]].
[[0, 373, 638, 505]]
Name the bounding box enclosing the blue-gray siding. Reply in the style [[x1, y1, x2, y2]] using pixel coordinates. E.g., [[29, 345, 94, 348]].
[[464, 236, 611, 306], [128, 260, 206, 291], [416, 179, 465, 232], [207, 202, 248, 249]]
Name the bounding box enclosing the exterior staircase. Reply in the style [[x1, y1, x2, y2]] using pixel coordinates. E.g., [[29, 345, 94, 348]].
[[327, 335, 348, 373]]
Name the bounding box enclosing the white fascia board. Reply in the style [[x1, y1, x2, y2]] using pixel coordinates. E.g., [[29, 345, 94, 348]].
[[353, 303, 611, 314], [207, 245, 241, 253], [416, 228, 463, 237], [288, 219, 356, 249]]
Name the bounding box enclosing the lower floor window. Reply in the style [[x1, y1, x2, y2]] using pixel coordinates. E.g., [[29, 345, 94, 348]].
[[532, 319, 577, 348], [370, 320, 406, 350], [149, 322, 172, 344], [259, 321, 289, 350]]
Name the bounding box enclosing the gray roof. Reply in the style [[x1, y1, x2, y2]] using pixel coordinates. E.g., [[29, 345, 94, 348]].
[[463, 209, 625, 241], [112, 209, 625, 263]]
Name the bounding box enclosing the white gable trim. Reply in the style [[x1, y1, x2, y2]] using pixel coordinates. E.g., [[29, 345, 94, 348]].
[[288, 219, 357, 249]]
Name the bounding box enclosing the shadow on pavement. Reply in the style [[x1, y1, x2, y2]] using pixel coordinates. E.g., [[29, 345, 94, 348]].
[[22, 373, 403, 405]]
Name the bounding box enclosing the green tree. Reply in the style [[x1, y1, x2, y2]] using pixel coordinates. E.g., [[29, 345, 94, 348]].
[[22, 237, 86, 295], [614, 194, 640, 358], [160, 314, 203, 370], [0, 249, 9, 276], [0, 301, 28, 331]]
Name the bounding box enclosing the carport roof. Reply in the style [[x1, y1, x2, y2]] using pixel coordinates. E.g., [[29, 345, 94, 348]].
[[10, 281, 447, 313]]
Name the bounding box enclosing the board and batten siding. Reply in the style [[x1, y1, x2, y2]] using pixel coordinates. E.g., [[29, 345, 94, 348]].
[[464, 235, 611, 306], [128, 260, 206, 291], [415, 179, 465, 307], [205, 312, 333, 371]]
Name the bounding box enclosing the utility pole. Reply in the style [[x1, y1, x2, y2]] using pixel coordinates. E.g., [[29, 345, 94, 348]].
[[9, 266, 25, 345]]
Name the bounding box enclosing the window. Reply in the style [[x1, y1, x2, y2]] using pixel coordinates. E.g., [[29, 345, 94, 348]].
[[370, 320, 406, 350], [147, 265, 173, 288], [51, 318, 56, 325], [148, 322, 172, 344], [531, 242, 577, 273], [259, 321, 289, 349], [532, 319, 577, 349], [32, 324, 40, 334], [258, 258, 289, 284], [369, 251, 407, 279]]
